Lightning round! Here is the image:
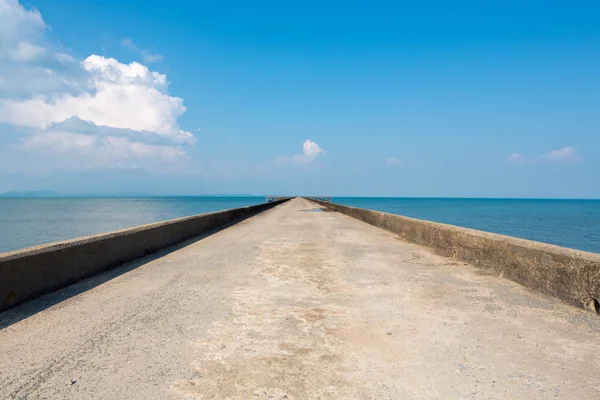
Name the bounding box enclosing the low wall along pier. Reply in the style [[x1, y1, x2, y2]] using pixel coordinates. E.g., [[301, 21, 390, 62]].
[[0, 198, 289, 312], [2, 196, 599, 315], [308, 198, 600, 312]]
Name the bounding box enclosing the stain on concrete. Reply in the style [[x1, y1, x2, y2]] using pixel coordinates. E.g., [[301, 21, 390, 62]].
[[174, 240, 354, 398]]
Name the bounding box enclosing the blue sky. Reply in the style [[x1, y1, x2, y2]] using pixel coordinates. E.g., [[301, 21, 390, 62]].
[[0, 0, 599, 197]]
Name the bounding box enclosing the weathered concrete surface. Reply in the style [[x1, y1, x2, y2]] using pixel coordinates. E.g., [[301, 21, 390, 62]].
[[1, 197, 599, 399], [309, 198, 600, 312], [0, 198, 288, 313]]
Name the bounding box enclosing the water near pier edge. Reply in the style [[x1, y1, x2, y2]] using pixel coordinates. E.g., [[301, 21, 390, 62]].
[[0, 197, 599, 254], [334, 197, 600, 254], [0, 197, 265, 253]]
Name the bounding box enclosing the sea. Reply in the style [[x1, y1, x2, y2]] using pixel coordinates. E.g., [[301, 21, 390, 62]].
[[335, 197, 600, 254], [0, 197, 265, 254], [0, 197, 599, 254]]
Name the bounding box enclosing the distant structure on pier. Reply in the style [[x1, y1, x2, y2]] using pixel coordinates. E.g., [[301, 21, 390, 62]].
[[266, 196, 332, 203], [266, 196, 289, 203], [305, 196, 332, 203]]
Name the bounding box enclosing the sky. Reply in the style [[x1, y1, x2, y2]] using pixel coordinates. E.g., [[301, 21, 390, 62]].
[[0, 0, 599, 197]]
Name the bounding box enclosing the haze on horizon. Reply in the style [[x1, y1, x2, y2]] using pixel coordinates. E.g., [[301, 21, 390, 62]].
[[0, 0, 598, 198]]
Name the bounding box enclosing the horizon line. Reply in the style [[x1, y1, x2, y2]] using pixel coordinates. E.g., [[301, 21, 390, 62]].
[[1, 192, 599, 201]]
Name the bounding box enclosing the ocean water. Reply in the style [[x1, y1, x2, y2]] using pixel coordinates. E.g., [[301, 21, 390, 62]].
[[1, 197, 599, 255], [0, 197, 265, 253], [334, 198, 600, 254]]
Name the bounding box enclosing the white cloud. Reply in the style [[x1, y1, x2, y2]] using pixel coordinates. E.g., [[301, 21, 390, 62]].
[[143, 53, 163, 63], [385, 157, 403, 166], [0, 0, 46, 62], [295, 140, 323, 163], [543, 147, 581, 164], [121, 38, 163, 63], [0, 1, 194, 171], [6, 40, 46, 62], [0, 55, 193, 143], [507, 148, 582, 165], [19, 131, 185, 168], [276, 140, 325, 164], [53, 51, 75, 63], [0, 0, 81, 96], [507, 152, 524, 163]]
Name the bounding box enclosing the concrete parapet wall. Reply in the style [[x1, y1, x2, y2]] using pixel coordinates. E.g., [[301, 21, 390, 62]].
[[0, 199, 289, 312], [309, 198, 600, 312]]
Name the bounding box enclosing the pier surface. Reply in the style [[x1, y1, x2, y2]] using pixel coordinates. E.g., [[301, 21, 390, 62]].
[[1, 197, 599, 399]]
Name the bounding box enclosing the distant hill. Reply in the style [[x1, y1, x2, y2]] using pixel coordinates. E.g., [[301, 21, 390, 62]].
[[109, 192, 152, 197], [0, 191, 62, 198], [0, 191, 260, 198]]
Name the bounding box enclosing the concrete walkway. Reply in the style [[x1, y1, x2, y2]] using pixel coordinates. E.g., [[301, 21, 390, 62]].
[[1, 197, 599, 399]]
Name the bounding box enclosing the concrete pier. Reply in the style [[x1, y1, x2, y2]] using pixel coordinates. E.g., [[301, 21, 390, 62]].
[[1, 197, 599, 399]]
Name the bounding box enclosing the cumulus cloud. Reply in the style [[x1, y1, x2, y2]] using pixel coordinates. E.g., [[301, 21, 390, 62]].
[[0, 0, 81, 96], [0, 0, 193, 170], [0, 55, 193, 143], [0, 0, 46, 62], [122, 38, 163, 63], [385, 157, 403, 166], [276, 140, 325, 164], [294, 140, 323, 163], [543, 147, 581, 164], [5, 40, 46, 62]]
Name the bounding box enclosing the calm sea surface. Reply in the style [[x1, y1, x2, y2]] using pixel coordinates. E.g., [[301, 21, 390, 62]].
[[0, 197, 599, 254], [335, 198, 600, 254], [0, 197, 265, 253]]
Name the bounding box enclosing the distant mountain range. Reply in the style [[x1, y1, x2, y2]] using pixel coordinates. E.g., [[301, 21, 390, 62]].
[[0, 191, 259, 198], [0, 191, 62, 198]]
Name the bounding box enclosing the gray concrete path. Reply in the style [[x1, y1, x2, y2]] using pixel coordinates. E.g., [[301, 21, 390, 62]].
[[1, 197, 599, 399]]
